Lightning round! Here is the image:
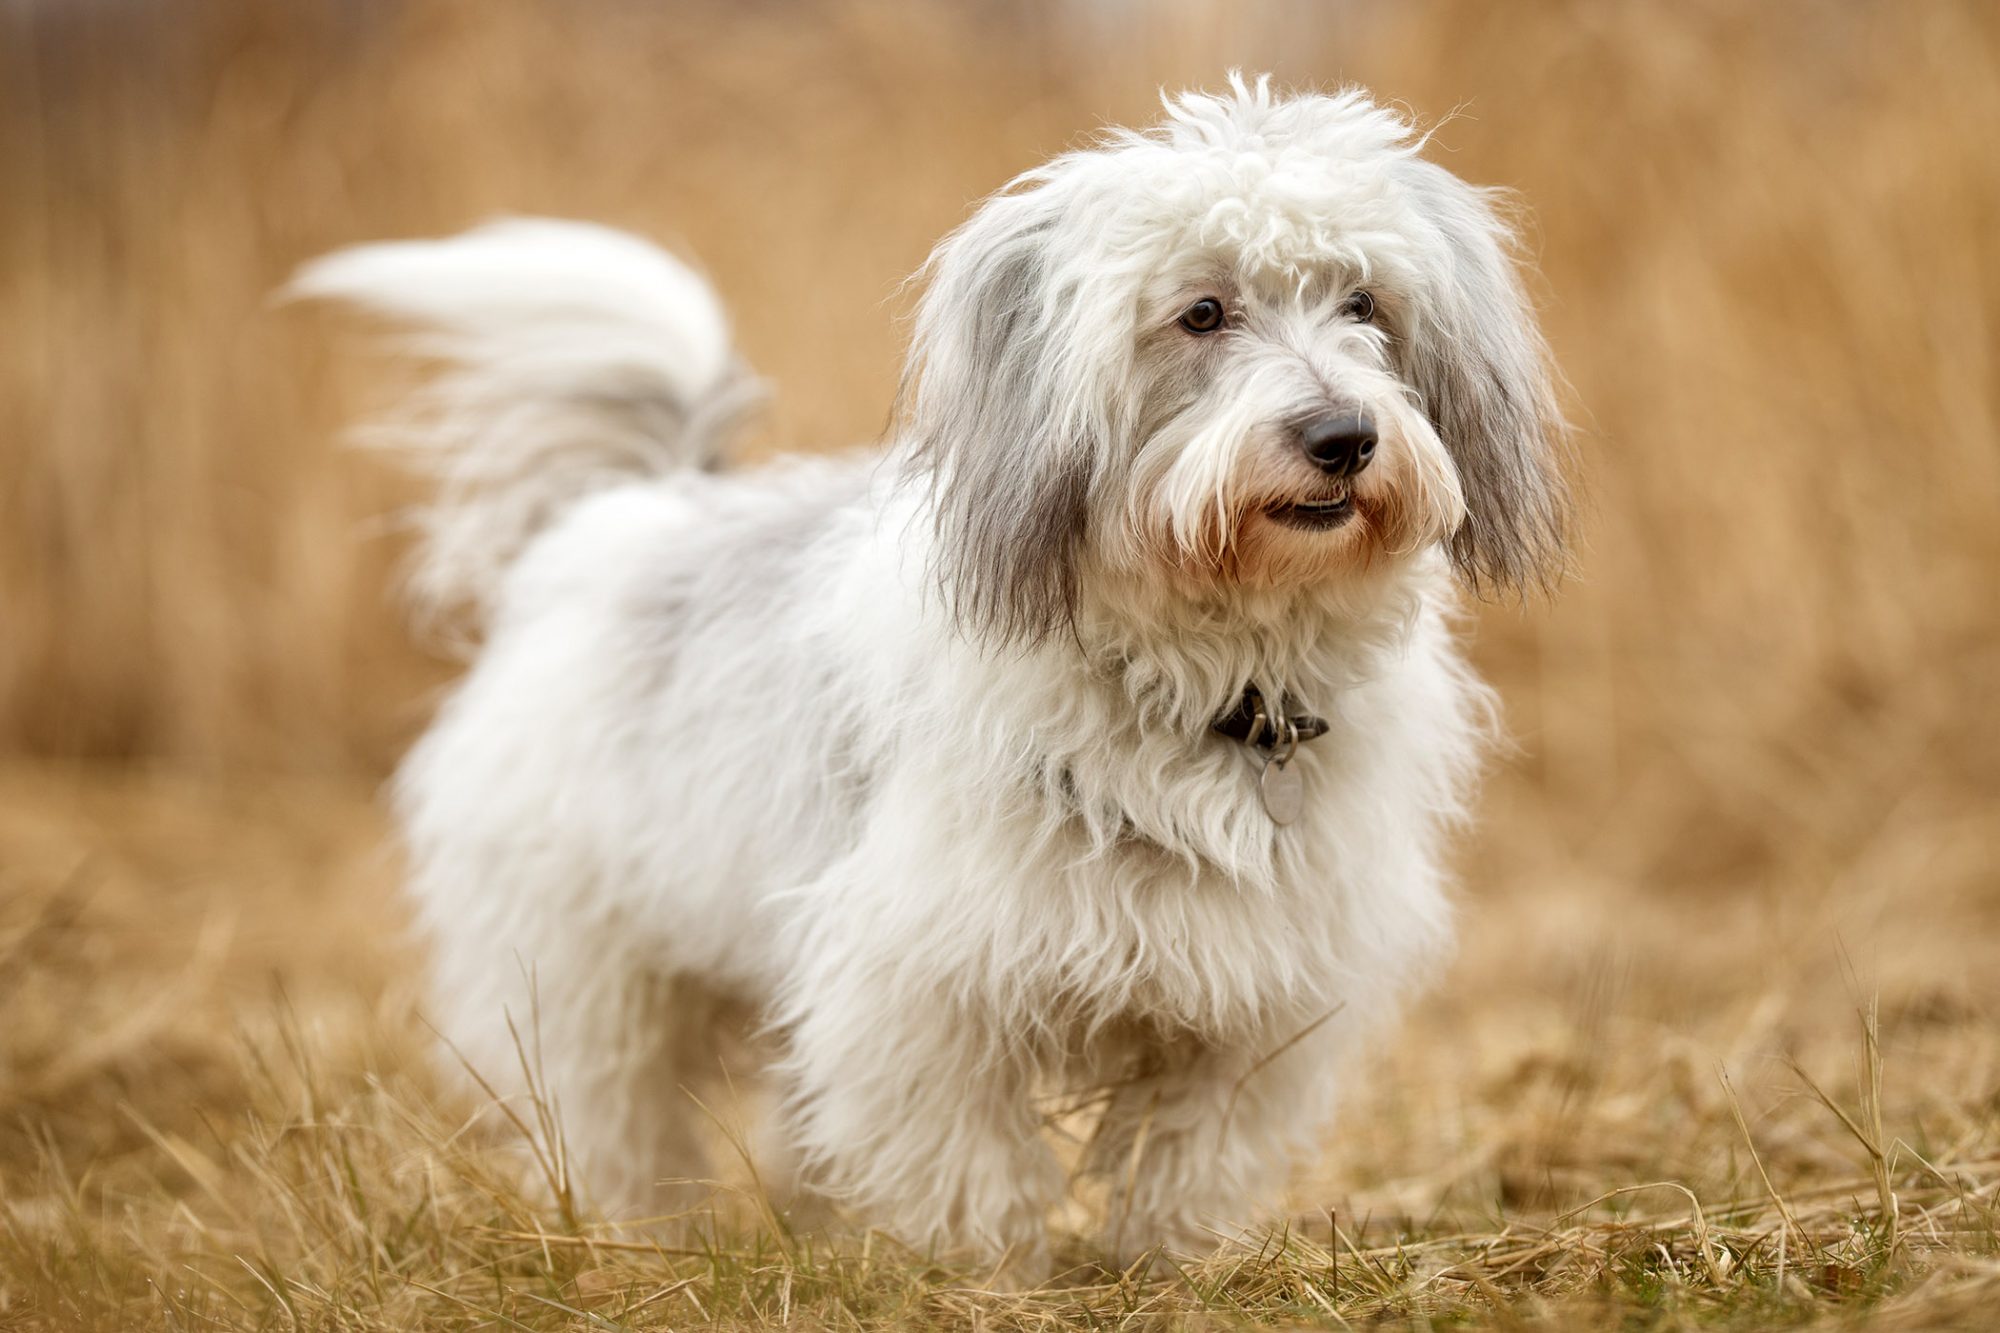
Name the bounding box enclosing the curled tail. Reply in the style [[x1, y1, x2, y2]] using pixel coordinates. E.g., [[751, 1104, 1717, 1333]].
[[291, 217, 756, 623]]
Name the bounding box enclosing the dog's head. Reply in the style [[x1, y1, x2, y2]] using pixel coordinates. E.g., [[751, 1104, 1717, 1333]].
[[903, 75, 1567, 643]]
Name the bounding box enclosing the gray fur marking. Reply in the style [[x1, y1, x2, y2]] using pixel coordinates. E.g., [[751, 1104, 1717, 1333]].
[[901, 190, 1099, 646], [1396, 160, 1570, 594]]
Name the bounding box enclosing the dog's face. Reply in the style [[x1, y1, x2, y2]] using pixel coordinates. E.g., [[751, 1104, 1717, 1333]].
[[905, 77, 1567, 642]]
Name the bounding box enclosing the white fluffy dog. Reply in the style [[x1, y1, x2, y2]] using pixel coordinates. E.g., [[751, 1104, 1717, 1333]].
[[296, 75, 1565, 1271]]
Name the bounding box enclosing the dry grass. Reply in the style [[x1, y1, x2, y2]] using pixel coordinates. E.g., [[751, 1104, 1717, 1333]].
[[2, 0, 1997, 1327]]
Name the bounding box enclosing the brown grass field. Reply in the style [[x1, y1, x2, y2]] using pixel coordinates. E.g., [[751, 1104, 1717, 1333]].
[[3, 1, 1998, 1327]]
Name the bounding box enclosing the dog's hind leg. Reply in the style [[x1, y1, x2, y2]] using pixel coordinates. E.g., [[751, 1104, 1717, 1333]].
[[424, 917, 725, 1227]]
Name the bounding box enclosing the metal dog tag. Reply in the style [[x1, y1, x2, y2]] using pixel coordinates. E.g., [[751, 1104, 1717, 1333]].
[[1259, 755, 1303, 825]]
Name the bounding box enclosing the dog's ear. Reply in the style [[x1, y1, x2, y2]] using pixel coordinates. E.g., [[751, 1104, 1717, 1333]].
[[1396, 160, 1570, 595], [900, 183, 1100, 646]]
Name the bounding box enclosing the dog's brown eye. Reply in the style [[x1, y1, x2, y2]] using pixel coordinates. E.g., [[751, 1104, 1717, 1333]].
[[1341, 290, 1376, 322], [1178, 298, 1226, 334]]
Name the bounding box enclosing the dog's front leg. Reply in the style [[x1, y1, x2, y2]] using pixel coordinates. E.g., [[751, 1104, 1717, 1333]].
[[781, 983, 1061, 1280], [1083, 1022, 1339, 1264], [777, 944, 1061, 1282]]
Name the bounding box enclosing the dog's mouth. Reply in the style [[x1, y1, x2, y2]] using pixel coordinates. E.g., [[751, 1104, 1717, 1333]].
[[1266, 483, 1356, 531]]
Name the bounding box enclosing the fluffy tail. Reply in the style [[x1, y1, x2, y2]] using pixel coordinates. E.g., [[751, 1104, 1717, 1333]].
[[291, 217, 755, 622]]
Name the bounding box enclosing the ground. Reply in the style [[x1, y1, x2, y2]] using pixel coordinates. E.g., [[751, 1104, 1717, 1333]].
[[3, 760, 1993, 1330]]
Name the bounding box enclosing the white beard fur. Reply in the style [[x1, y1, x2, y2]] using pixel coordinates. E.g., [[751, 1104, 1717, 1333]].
[[293, 77, 1562, 1275]]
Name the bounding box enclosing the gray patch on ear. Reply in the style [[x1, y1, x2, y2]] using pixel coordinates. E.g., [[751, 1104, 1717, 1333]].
[[1398, 160, 1571, 594], [899, 190, 1098, 645]]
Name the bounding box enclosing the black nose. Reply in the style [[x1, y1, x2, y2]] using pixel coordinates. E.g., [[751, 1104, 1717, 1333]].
[[1299, 413, 1378, 477]]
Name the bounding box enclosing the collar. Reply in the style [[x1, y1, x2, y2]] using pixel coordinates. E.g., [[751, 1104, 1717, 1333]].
[[1211, 684, 1329, 749]]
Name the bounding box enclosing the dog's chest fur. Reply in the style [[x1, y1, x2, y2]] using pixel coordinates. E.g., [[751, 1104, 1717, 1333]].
[[821, 580, 1478, 1050]]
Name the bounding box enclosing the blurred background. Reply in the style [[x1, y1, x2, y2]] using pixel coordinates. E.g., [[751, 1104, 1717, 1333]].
[[2, 0, 1996, 1292]]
